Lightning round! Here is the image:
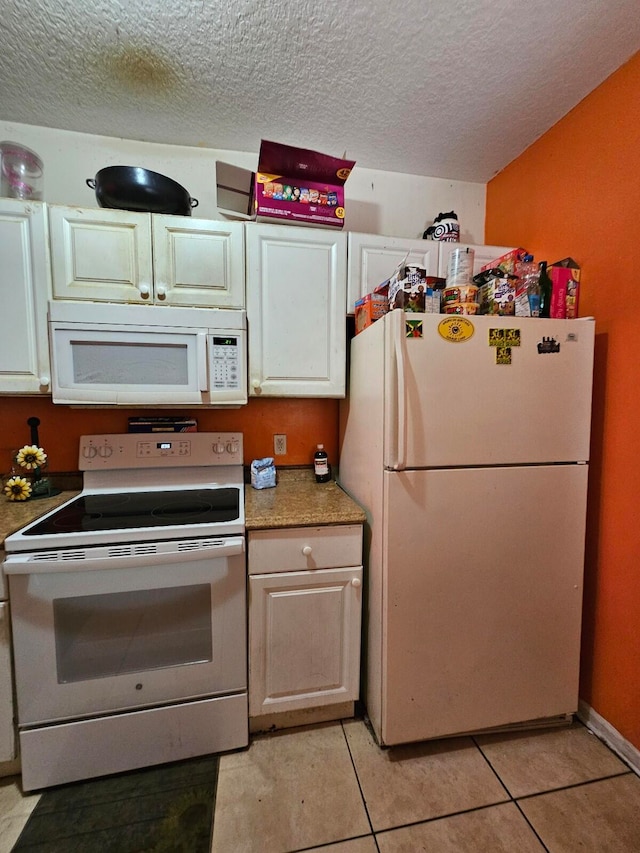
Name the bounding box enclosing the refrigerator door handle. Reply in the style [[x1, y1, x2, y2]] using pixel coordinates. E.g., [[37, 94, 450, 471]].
[[391, 310, 407, 471]]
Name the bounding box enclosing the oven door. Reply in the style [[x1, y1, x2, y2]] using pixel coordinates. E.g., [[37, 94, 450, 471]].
[[5, 537, 246, 726]]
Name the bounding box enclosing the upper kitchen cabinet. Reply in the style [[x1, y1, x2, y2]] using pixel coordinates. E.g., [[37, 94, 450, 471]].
[[437, 242, 516, 279], [48, 206, 245, 308], [0, 199, 52, 394], [246, 223, 347, 397], [346, 232, 438, 314]]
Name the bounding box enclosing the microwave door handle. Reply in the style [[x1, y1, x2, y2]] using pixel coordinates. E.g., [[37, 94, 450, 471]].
[[4, 538, 245, 575], [197, 333, 208, 391]]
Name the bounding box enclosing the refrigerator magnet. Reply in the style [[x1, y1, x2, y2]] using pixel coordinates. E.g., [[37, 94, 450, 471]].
[[489, 328, 521, 348], [537, 337, 561, 354], [437, 317, 475, 342], [405, 319, 423, 338], [495, 346, 512, 365]]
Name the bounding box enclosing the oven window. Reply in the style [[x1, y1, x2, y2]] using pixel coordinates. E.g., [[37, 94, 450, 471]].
[[53, 585, 212, 683]]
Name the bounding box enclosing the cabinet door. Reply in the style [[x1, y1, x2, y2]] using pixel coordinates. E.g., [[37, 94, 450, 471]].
[[437, 242, 516, 279], [0, 199, 51, 394], [347, 232, 439, 314], [249, 567, 362, 716], [152, 216, 245, 308], [0, 602, 16, 762], [49, 206, 153, 303], [246, 223, 347, 397]]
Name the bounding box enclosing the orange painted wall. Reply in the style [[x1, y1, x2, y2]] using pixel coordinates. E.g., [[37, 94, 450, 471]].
[[0, 397, 340, 473], [485, 52, 640, 749]]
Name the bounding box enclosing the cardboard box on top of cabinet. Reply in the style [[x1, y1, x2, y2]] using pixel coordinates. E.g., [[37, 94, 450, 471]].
[[549, 258, 580, 319], [254, 140, 356, 229]]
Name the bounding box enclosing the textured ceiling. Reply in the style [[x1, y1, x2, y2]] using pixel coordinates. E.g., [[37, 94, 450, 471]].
[[1, 0, 639, 182]]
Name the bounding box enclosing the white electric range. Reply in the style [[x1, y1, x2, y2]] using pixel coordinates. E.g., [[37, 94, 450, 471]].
[[3, 432, 248, 791]]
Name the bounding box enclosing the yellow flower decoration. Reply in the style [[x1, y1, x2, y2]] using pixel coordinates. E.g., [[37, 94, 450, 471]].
[[16, 445, 47, 470], [4, 476, 32, 501]]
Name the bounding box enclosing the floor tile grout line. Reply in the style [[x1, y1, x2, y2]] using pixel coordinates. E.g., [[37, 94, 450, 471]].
[[471, 733, 637, 851], [470, 735, 552, 852], [514, 769, 634, 802], [339, 718, 382, 853]]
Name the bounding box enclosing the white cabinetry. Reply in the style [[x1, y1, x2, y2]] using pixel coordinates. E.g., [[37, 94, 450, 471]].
[[0, 199, 52, 394], [49, 206, 245, 308], [346, 232, 439, 314], [248, 525, 362, 717], [245, 223, 347, 397], [346, 235, 516, 314]]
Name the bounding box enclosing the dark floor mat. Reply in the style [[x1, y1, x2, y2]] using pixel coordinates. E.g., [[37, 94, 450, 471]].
[[12, 754, 218, 852]]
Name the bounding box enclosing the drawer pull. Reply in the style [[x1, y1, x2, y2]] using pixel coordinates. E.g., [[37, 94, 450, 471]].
[[351, 577, 362, 588], [302, 545, 313, 556]]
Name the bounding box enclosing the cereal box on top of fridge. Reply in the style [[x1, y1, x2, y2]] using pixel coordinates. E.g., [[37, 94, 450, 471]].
[[354, 292, 388, 334], [480, 248, 527, 277], [548, 258, 581, 319]]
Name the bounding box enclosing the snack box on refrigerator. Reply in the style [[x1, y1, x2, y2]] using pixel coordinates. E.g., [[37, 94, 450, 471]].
[[549, 258, 581, 319], [354, 292, 388, 334]]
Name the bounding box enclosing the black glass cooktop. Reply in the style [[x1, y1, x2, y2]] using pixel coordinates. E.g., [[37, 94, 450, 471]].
[[24, 488, 240, 535]]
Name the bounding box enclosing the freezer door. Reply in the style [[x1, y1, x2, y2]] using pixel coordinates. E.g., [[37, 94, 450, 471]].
[[383, 311, 595, 468], [378, 465, 588, 746]]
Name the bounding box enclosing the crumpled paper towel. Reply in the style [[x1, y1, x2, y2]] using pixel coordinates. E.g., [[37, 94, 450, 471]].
[[251, 457, 276, 489]]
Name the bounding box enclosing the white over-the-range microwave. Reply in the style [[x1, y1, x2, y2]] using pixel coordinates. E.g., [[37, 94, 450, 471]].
[[48, 301, 247, 407]]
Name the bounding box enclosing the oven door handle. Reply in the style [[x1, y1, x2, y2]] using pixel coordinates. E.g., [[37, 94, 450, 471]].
[[3, 538, 245, 574]]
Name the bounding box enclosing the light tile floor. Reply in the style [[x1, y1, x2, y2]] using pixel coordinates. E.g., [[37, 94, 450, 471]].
[[2, 717, 639, 853], [211, 718, 640, 853]]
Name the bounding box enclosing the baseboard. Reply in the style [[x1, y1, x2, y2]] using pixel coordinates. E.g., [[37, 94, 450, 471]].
[[578, 700, 640, 775], [250, 701, 355, 734]]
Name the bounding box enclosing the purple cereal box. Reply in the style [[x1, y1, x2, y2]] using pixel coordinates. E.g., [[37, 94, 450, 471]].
[[255, 140, 355, 229]]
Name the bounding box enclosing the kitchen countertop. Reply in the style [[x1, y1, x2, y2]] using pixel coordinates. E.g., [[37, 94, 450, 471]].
[[0, 490, 79, 548], [0, 470, 365, 547], [244, 469, 366, 530]]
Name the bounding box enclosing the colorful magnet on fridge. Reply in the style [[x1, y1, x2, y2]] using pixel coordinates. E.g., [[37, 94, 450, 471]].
[[405, 319, 423, 338], [495, 346, 512, 365]]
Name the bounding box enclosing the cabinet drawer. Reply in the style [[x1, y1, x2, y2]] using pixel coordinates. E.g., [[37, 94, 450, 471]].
[[248, 525, 362, 574]]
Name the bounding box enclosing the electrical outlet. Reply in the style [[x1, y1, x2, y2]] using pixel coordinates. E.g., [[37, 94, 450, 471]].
[[274, 434, 287, 455]]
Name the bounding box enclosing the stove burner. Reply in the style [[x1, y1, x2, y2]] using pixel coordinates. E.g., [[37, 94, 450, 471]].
[[152, 497, 215, 522], [25, 488, 240, 536]]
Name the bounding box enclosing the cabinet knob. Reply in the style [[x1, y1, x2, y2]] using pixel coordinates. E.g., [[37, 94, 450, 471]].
[[39, 375, 50, 387], [156, 286, 166, 300], [302, 545, 313, 556], [351, 577, 362, 588], [252, 379, 262, 394], [139, 284, 151, 297]]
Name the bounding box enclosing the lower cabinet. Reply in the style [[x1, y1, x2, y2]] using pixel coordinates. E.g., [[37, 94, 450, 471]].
[[248, 526, 362, 718]]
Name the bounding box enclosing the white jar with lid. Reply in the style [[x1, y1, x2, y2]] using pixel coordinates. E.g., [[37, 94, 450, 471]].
[[0, 141, 43, 201]]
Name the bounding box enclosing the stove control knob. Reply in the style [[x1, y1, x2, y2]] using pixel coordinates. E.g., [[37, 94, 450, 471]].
[[213, 442, 226, 454], [97, 444, 113, 458], [82, 445, 98, 459], [226, 440, 239, 455]]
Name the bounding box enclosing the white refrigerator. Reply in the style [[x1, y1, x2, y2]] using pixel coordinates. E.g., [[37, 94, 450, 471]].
[[339, 309, 595, 746]]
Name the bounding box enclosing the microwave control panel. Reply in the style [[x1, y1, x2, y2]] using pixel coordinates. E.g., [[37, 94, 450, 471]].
[[211, 334, 242, 390]]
